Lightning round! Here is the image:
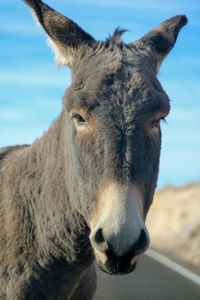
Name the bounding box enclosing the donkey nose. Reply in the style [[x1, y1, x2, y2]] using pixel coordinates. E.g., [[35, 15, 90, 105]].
[[91, 226, 149, 258]]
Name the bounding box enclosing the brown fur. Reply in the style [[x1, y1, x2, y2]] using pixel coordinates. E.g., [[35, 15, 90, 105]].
[[0, 0, 187, 299]]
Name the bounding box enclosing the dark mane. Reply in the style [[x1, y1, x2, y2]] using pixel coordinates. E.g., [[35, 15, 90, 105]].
[[106, 28, 128, 45], [0, 145, 28, 165]]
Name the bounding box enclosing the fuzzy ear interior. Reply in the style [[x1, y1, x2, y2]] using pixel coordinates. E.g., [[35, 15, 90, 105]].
[[23, 0, 95, 68], [130, 15, 188, 72]]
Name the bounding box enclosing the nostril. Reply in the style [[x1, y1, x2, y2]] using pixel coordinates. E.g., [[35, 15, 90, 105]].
[[140, 229, 149, 249], [91, 227, 108, 253], [135, 229, 149, 255], [94, 228, 105, 244]]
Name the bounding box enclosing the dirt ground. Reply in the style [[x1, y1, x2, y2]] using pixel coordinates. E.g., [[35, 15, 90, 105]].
[[146, 181, 200, 270]]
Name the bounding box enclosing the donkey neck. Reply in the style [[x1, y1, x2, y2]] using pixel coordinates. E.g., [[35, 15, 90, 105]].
[[9, 111, 93, 266]]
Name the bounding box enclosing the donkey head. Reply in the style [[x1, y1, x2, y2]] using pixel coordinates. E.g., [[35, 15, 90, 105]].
[[24, 0, 187, 275]]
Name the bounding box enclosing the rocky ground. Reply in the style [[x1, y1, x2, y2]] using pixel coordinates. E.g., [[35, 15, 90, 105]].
[[147, 181, 200, 270]]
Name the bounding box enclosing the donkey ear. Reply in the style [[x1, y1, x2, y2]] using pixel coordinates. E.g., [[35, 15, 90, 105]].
[[23, 0, 95, 67], [130, 15, 188, 72]]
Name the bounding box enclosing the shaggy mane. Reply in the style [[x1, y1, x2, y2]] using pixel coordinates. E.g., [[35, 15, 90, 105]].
[[107, 28, 127, 45]]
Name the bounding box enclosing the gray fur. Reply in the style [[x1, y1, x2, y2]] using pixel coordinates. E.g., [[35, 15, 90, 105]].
[[0, 0, 187, 299]]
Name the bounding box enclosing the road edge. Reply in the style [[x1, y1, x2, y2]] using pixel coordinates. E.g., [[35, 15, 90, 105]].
[[146, 249, 200, 286]]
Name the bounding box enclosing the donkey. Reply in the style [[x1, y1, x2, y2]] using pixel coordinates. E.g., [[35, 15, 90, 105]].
[[0, 0, 187, 299]]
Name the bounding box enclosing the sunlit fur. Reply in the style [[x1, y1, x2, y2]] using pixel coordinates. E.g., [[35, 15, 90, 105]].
[[0, 0, 187, 299]]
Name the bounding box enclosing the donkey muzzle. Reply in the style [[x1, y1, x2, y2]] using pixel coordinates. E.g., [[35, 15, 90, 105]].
[[89, 182, 150, 275]]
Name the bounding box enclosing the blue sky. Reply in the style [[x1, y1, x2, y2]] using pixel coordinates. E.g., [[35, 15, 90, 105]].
[[0, 0, 200, 187]]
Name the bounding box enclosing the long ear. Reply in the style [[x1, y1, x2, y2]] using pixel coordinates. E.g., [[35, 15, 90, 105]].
[[129, 15, 188, 72], [23, 0, 96, 67]]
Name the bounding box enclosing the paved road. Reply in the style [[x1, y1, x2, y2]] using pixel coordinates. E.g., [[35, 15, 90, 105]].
[[94, 254, 200, 300]]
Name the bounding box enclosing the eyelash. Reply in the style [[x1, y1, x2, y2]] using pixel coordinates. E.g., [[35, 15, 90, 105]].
[[72, 113, 89, 127], [152, 117, 166, 128]]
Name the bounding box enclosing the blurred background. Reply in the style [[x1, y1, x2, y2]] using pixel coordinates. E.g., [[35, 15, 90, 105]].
[[0, 0, 200, 276]]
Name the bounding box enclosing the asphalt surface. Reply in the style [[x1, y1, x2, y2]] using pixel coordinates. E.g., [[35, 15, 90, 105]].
[[94, 254, 200, 300]]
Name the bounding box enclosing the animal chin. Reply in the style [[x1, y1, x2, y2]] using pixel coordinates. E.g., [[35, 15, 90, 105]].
[[96, 257, 138, 275]]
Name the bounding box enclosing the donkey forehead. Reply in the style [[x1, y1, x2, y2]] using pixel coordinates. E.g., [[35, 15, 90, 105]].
[[65, 47, 170, 116], [72, 45, 152, 87]]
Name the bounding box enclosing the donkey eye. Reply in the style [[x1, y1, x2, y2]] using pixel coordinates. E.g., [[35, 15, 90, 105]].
[[72, 113, 88, 127], [152, 117, 166, 129], [152, 119, 161, 129]]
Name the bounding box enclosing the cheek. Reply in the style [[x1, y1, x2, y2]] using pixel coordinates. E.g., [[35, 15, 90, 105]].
[[145, 137, 161, 188], [136, 135, 161, 175], [66, 142, 102, 217], [134, 135, 161, 208], [143, 137, 161, 215]]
